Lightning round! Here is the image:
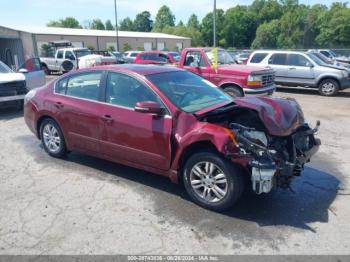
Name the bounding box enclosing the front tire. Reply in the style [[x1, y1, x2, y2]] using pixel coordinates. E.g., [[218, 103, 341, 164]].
[[183, 152, 243, 211], [40, 118, 67, 158], [223, 86, 244, 98], [318, 79, 339, 96]]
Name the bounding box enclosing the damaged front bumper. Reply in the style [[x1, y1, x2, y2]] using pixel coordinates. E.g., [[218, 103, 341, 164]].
[[230, 121, 321, 194]]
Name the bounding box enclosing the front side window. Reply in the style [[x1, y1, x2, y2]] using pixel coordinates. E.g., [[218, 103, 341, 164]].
[[185, 51, 206, 67], [288, 54, 312, 67], [206, 49, 235, 65], [106, 72, 162, 108], [146, 71, 231, 113], [268, 53, 287, 65], [63, 72, 102, 101], [65, 51, 75, 60]]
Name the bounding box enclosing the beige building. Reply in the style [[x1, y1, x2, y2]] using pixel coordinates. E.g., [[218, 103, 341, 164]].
[[0, 25, 191, 68]]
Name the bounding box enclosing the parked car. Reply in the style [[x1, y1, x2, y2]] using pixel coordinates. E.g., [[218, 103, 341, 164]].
[[177, 47, 275, 97], [123, 51, 142, 63], [40, 48, 91, 74], [111, 51, 126, 64], [247, 50, 350, 96], [23, 64, 320, 211], [134, 51, 179, 65], [307, 51, 350, 72], [235, 52, 250, 64], [311, 49, 350, 64], [0, 58, 45, 107], [308, 49, 350, 68], [91, 50, 125, 64]]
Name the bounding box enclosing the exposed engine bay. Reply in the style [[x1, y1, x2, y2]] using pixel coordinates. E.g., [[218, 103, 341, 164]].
[[199, 97, 321, 194]]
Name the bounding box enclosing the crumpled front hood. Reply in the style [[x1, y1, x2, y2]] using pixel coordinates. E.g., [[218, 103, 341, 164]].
[[234, 96, 305, 136]]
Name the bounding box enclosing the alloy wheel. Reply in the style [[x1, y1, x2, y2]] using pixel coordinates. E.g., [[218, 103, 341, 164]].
[[321, 82, 336, 95], [42, 124, 61, 154], [189, 161, 228, 202]]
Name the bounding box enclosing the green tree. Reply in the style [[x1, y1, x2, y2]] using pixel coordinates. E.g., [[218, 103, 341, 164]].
[[177, 20, 184, 26], [187, 14, 200, 30], [123, 43, 132, 52], [251, 19, 280, 48], [200, 9, 225, 46], [133, 11, 153, 32], [47, 17, 82, 28], [162, 25, 203, 47], [316, 3, 350, 47], [119, 17, 134, 31], [105, 19, 114, 30], [250, 0, 283, 24], [153, 5, 175, 31], [222, 6, 257, 48], [91, 19, 105, 30]]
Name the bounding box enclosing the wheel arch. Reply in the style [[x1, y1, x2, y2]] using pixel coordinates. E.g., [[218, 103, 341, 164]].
[[317, 76, 340, 89], [176, 140, 220, 183], [220, 83, 244, 96]]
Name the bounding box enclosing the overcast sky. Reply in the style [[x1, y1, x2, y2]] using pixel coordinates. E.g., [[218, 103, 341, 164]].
[[0, 0, 346, 28]]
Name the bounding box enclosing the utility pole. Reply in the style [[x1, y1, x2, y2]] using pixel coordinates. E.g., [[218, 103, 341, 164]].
[[114, 0, 119, 51], [213, 0, 216, 47]]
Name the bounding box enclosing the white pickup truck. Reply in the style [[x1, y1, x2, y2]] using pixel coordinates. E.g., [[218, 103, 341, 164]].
[[40, 48, 117, 74], [40, 48, 91, 74], [0, 58, 45, 106]]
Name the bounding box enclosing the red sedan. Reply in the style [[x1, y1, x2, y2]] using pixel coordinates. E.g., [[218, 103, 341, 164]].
[[24, 65, 320, 211], [134, 51, 179, 65]]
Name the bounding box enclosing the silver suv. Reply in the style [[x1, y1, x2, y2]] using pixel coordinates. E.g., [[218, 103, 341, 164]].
[[247, 50, 350, 96]]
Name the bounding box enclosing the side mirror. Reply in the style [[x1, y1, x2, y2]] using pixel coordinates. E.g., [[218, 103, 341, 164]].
[[18, 68, 28, 73], [307, 62, 314, 68], [134, 101, 164, 115]]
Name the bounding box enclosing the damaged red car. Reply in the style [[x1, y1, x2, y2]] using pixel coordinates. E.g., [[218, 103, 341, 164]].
[[24, 65, 321, 211]]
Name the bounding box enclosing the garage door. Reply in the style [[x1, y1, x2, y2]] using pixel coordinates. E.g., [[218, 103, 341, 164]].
[[0, 38, 24, 69], [144, 42, 152, 51]]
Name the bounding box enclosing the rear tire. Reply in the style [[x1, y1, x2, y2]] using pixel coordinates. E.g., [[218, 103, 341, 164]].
[[318, 79, 339, 96], [223, 86, 244, 98], [40, 118, 67, 158], [183, 151, 244, 211]]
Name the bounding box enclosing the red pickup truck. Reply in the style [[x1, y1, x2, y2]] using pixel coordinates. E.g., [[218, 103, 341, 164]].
[[178, 48, 275, 97]]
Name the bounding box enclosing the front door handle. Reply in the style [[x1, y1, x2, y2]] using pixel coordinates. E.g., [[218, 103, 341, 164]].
[[288, 67, 296, 70], [101, 114, 113, 124]]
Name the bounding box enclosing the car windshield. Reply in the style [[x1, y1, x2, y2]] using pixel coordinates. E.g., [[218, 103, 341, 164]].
[[0, 61, 12, 73], [205, 49, 235, 65], [146, 71, 232, 113], [113, 52, 123, 59], [75, 49, 91, 58], [307, 53, 329, 66]]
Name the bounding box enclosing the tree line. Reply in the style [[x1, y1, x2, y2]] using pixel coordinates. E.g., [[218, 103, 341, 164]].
[[47, 0, 350, 49]]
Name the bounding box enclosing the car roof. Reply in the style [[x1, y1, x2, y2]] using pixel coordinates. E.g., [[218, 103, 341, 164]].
[[251, 50, 307, 55], [80, 64, 183, 76]]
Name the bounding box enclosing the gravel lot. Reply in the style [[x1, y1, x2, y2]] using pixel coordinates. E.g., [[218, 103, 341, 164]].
[[1, 78, 350, 254]]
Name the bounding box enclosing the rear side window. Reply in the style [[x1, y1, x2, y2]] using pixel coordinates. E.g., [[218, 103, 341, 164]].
[[56, 51, 63, 59], [268, 53, 287, 65], [65, 72, 102, 101], [140, 53, 148, 60], [320, 51, 330, 58], [250, 53, 268, 63], [130, 53, 138, 57]]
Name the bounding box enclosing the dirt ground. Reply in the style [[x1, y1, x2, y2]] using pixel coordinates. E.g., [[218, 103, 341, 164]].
[[0, 82, 349, 255]]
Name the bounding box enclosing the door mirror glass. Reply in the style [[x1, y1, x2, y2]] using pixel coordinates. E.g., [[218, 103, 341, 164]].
[[134, 101, 164, 115]]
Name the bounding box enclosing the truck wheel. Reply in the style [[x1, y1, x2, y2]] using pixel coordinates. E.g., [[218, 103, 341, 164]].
[[42, 65, 50, 75], [318, 79, 339, 96], [182, 151, 243, 211], [40, 118, 67, 158], [223, 86, 243, 98], [61, 60, 74, 73]]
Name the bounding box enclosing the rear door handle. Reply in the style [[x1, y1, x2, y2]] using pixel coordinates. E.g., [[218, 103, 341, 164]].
[[288, 67, 296, 70], [54, 101, 64, 109], [101, 114, 113, 123]]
